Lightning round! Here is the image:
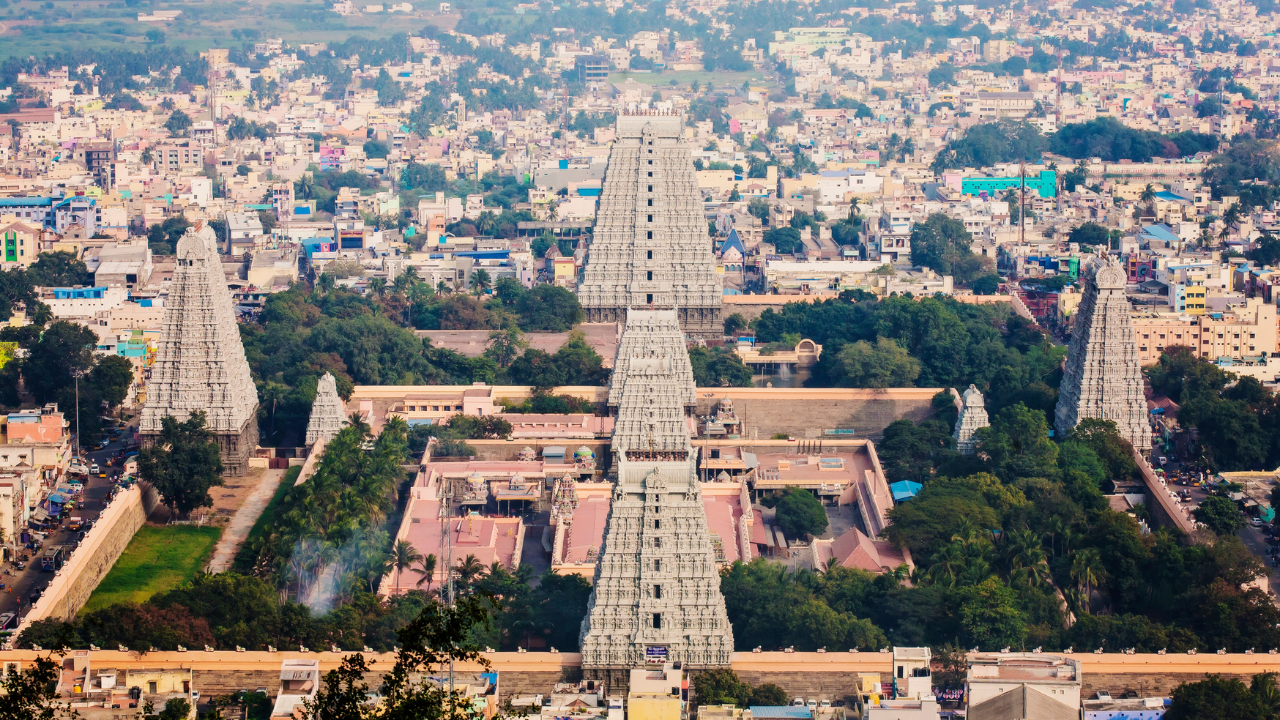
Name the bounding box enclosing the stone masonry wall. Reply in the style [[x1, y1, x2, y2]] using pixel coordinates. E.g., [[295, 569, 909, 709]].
[[17, 484, 158, 630], [697, 397, 938, 440]]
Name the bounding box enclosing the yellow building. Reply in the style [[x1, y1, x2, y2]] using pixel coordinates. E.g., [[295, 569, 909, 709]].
[[0, 220, 44, 268], [1130, 298, 1278, 365], [628, 664, 685, 720]]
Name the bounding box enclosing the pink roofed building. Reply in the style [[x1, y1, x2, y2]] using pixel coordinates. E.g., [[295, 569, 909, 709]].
[[381, 461, 531, 596], [811, 527, 913, 575]]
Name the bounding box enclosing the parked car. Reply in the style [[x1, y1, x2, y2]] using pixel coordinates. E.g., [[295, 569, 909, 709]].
[[791, 698, 805, 707]]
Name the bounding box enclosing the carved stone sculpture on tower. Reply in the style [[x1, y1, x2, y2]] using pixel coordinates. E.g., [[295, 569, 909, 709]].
[[1054, 256, 1152, 451], [579, 309, 734, 688], [140, 222, 260, 475], [578, 113, 723, 338], [305, 372, 347, 446], [953, 384, 989, 455]]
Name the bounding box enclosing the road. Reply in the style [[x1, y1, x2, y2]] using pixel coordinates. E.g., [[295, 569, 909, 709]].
[[0, 436, 131, 626]]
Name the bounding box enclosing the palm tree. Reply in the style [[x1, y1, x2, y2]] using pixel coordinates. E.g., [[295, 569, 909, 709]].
[[928, 543, 964, 587], [295, 174, 316, 200], [1070, 547, 1105, 611], [413, 553, 439, 591], [391, 539, 423, 595], [455, 553, 487, 592], [1252, 673, 1280, 717], [316, 272, 335, 294], [471, 268, 491, 295], [368, 277, 388, 298], [477, 211, 498, 237]]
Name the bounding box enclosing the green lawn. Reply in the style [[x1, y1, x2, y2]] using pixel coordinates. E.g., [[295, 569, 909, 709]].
[[231, 465, 301, 574], [82, 525, 223, 613]]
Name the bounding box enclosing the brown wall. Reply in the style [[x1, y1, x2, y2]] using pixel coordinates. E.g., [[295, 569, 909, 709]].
[[695, 395, 939, 440]]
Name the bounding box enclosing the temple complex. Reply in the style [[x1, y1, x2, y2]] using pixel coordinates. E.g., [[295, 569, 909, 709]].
[[305, 372, 348, 446], [578, 113, 723, 338], [1054, 257, 1152, 452], [140, 222, 260, 475], [953, 384, 989, 455], [579, 309, 733, 688]]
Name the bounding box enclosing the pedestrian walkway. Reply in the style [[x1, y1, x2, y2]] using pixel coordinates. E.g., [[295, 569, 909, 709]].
[[206, 468, 285, 573]]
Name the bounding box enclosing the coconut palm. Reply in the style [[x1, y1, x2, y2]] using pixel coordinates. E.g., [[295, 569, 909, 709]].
[[368, 277, 388, 298], [391, 539, 423, 595], [1139, 183, 1156, 206], [1070, 547, 1105, 611], [413, 553, 439, 591], [928, 543, 964, 588], [471, 268, 491, 295], [455, 553, 487, 592]]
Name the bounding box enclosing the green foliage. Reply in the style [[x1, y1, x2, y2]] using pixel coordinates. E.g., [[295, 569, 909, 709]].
[[158, 698, 192, 720], [499, 391, 597, 415], [25, 250, 90, 287], [764, 226, 802, 254], [0, 654, 68, 719], [909, 213, 991, 284], [831, 337, 921, 388], [363, 140, 390, 159], [84, 526, 221, 612], [243, 420, 409, 600], [774, 488, 829, 539], [688, 346, 754, 387], [1049, 117, 1218, 162], [506, 333, 608, 387], [163, 109, 191, 137], [720, 559, 888, 651], [1195, 496, 1245, 536], [927, 62, 957, 87], [138, 412, 225, 517], [930, 119, 1047, 172], [401, 162, 448, 193], [1166, 675, 1270, 720], [1069, 222, 1111, 246], [146, 216, 190, 255], [1203, 138, 1280, 208]]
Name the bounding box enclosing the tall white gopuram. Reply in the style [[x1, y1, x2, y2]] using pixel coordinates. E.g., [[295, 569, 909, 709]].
[[579, 309, 733, 688], [1054, 256, 1152, 451], [953, 384, 989, 455], [578, 113, 723, 338], [305, 372, 347, 446], [140, 222, 259, 475]]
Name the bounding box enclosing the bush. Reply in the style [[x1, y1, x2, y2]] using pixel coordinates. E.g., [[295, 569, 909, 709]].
[[774, 488, 829, 539]]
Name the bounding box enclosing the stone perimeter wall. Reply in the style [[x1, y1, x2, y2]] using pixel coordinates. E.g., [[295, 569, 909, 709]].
[[15, 483, 159, 634]]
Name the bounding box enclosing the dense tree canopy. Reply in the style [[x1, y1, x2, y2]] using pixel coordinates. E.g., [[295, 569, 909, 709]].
[[910, 213, 991, 285]]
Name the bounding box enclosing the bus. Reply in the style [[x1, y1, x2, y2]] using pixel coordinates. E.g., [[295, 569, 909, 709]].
[[41, 546, 65, 571]]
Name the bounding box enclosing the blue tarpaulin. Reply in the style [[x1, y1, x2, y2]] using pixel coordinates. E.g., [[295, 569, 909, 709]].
[[48, 494, 65, 504], [889, 480, 922, 502]]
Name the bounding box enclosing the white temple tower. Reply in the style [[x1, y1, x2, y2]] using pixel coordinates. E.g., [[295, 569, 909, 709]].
[[305, 372, 347, 446], [1054, 256, 1152, 451], [578, 113, 723, 338], [953, 384, 989, 455], [579, 309, 733, 688], [140, 222, 259, 475]]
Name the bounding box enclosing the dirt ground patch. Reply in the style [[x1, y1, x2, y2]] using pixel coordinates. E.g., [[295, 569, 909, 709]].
[[145, 466, 270, 524]]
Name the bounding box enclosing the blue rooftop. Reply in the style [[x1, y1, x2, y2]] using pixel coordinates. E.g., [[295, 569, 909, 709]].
[[1140, 224, 1180, 243], [749, 708, 812, 719], [890, 480, 922, 502], [0, 197, 53, 207], [1154, 191, 1186, 202]]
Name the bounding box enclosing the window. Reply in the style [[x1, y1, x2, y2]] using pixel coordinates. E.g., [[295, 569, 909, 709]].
[[647, 250, 653, 259], [647, 271, 653, 280], [648, 160, 653, 165], [652, 613, 662, 629], [648, 172, 653, 177], [648, 215, 653, 222], [647, 199, 653, 206], [654, 559, 661, 571], [654, 519, 660, 529], [648, 185, 653, 192], [654, 585, 662, 599], [148, 682, 157, 694], [646, 293, 653, 303], [647, 231, 653, 239], [654, 537, 661, 548]]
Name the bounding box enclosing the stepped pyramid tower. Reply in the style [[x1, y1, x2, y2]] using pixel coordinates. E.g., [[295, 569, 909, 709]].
[[578, 113, 722, 338], [1054, 256, 1151, 451], [305, 372, 347, 446], [580, 309, 733, 688], [953, 384, 989, 455], [141, 222, 259, 475]]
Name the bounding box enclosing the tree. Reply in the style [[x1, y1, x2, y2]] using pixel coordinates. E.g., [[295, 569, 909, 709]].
[[470, 269, 491, 295], [724, 313, 748, 337], [413, 554, 439, 591], [774, 488, 828, 539], [301, 594, 493, 719], [1069, 222, 1111, 246], [928, 62, 957, 87], [832, 338, 921, 388], [515, 285, 583, 332], [910, 213, 988, 284], [957, 577, 1025, 650], [688, 347, 754, 387], [0, 654, 74, 719], [484, 327, 527, 368], [26, 251, 90, 287], [693, 668, 750, 707], [1195, 496, 1245, 536], [391, 539, 423, 595], [364, 140, 390, 159], [137, 412, 225, 518], [971, 275, 1000, 295], [164, 109, 192, 137], [24, 320, 95, 404], [88, 355, 134, 409], [764, 227, 802, 254], [158, 698, 192, 720], [1167, 675, 1265, 720]]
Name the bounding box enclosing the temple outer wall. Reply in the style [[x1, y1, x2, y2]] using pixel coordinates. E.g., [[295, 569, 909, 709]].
[[14, 483, 160, 635], [352, 386, 945, 442]]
